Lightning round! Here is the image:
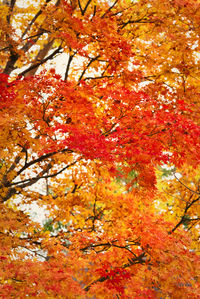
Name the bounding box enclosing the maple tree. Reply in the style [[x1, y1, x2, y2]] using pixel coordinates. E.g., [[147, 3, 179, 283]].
[[0, 0, 200, 297]]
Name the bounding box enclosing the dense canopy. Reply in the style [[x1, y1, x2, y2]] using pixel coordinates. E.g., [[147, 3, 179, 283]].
[[0, 0, 200, 297]]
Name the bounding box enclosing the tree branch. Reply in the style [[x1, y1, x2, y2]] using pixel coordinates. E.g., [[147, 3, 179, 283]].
[[64, 51, 76, 80], [78, 0, 83, 14], [84, 75, 115, 81], [18, 46, 62, 77], [7, 158, 80, 189], [16, 147, 73, 177], [101, 0, 119, 18], [174, 173, 200, 195], [21, 0, 52, 38], [84, 251, 146, 291], [170, 195, 200, 233], [78, 0, 92, 15], [6, 0, 16, 24], [78, 55, 100, 83], [82, 0, 92, 15]]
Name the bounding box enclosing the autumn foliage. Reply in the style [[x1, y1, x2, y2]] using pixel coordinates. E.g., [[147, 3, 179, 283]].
[[0, 0, 200, 297]]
